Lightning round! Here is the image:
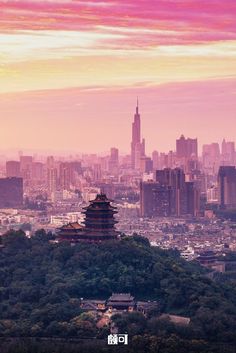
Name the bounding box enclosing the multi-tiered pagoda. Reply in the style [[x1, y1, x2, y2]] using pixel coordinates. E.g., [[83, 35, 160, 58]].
[[82, 193, 118, 241], [57, 193, 118, 243]]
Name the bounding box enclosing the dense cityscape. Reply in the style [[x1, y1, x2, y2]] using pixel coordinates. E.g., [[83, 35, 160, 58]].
[[1, 101, 236, 267], [2, 101, 236, 352]]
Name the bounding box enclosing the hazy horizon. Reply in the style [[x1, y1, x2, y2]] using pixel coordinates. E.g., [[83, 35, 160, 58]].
[[0, 0, 236, 154]]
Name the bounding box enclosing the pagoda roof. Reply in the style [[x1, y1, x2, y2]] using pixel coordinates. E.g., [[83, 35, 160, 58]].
[[83, 206, 117, 210], [108, 293, 134, 302], [90, 193, 112, 203], [59, 222, 84, 231]]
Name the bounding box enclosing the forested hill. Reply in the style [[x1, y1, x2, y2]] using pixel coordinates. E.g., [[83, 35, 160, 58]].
[[1, 230, 236, 351]]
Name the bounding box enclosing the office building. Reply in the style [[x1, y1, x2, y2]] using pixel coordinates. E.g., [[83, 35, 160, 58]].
[[140, 181, 172, 217], [152, 150, 159, 170], [140, 157, 153, 174], [0, 177, 23, 208], [218, 166, 236, 209], [140, 168, 200, 217], [6, 161, 20, 178], [176, 135, 198, 159], [221, 139, 235, 165], [108, 147, 119, 174], [20, 156, 33, 180], [47, 168, 58, 195]]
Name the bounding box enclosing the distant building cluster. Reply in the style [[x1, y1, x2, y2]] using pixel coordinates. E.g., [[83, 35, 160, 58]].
[[1, 100, 236, 261], [140, 168, 199, 218]]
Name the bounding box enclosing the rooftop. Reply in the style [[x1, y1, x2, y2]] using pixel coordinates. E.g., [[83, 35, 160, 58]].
[[59, 222, 84, 230], [108, 293, 134, 302]]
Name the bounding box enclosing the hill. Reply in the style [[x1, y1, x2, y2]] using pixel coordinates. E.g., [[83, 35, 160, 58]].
[[1, 230, 236, 352]]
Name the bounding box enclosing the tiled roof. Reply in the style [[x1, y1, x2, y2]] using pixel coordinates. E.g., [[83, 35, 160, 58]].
[[108, 293, 134, 301], [60, 222, 83, 230]]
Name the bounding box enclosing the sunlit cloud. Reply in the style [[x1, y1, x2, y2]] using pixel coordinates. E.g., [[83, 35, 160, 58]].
[[0, 0, 236, 152], [0, 0, 235, 93], [1, 0, 236, 39]]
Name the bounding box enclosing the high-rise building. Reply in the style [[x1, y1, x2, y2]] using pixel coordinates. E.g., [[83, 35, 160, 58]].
[[140, 157, 153, 174], [32, 162, 44, 182], [185, 181, 199, 216], [141, 138, 145, 157], [140, 181, 172, 217], [203, 143, 220, 160], [59, 162, 72, 190], [47, 168, 58, 195], [0, 177, 23, 208], [156, 168, 184, 216], [155, 168, 199, 217], [218, 166, 236, 209], [176, 135, 198, 159], [6, 161, 20, 178], [47, 156, 55, 169], [69, 161, 82, 186], [131, 99, 145, 169], [20, 156, 33, 180], [221, 139, 235, 165], [152, 151, 159, 170], [202, 143, 220, 173], [109, 147, 119, 174], [93, 164, 102, 182]]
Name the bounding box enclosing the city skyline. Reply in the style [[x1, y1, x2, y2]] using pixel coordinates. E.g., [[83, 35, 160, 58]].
[[0, 0, 236, 153]]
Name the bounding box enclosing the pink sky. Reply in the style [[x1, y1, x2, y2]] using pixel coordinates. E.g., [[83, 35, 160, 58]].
[[0, 0, 236, 154]]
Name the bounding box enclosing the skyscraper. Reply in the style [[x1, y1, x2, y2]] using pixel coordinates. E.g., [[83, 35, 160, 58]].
[[32, 162, 44, 182], [140, 157, 153, 174], [221, 139, 235, 165], [155, 168, 199, 217], [6, 161, 20, 178], [202, 143, 220, 174], [59, 162, 72, 190], [152, 150, 159, 170], [0, 177, 23, 208], [47, 168, 58, 195], [20, 156, 33, 180], [140, 181, 172, 217], [218, 166, 236, 209], [108, 147, 119, 174], [176, 135, 198, 159], [131, 98, 145, 169]]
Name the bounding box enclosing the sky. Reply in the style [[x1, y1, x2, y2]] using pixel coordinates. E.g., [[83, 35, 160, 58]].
[[0, 0, 236, 155]]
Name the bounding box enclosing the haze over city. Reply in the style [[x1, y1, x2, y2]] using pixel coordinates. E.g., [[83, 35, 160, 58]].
[[0, 0, 236, 154], [2, 2, 236, 353]]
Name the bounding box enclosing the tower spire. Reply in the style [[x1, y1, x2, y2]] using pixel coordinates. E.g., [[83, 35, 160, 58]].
[[136, 96, 139, 113]]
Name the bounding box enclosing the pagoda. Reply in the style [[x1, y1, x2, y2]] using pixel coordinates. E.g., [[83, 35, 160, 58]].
[[56, 222, 84, 243], [82, 193, 118, 241]]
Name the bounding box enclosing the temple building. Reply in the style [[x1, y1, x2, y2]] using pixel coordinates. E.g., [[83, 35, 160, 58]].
[[56, 222, 84, 243], [57, 193, 118, 243], [196, 250, 225, 273], [80, 293, 158, 316], [107, 293, 135, 312], [82, 193, 118, 241]]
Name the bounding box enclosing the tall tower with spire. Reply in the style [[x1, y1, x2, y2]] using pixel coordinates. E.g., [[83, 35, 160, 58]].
[[131, 98, 145, 169]]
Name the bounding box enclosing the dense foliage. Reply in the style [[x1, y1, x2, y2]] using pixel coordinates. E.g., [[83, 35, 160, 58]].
[[1, 230, 236, 352]]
